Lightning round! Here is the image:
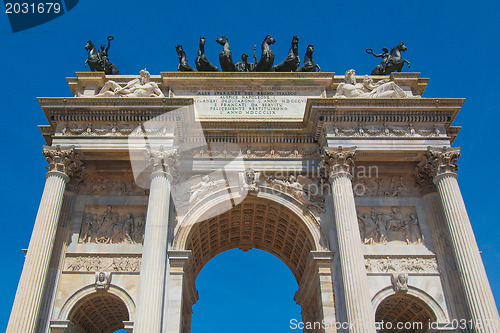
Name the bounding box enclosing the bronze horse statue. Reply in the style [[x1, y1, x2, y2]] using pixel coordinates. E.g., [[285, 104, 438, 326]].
[[370, 42, 411, 75], [216, 36, 237, 72], [84, 36, 120, 74], [195, 37, 219, 72], [176, 45, 196, 72], [254, 34, 276, 72], [273, 35, 300, 72], [297, 44, 321, 72]]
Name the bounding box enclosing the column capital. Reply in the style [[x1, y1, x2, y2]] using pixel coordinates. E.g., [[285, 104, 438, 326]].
[[320, 146, 356, 179], [146, 146, 179, 180], [417, 146, 460, 184], [43, 145, 82, 180]]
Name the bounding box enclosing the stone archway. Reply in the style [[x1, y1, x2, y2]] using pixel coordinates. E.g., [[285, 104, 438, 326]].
[[169, 196, 335, 333], [67, 292, 130, 333], [375, 293, 437, 333]]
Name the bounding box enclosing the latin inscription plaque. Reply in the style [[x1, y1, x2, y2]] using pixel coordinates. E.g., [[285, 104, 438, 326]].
[[173, 87, 323, 120]]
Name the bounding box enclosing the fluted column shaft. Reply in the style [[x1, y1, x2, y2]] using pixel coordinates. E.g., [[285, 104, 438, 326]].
[[134, 147, 178, 333], [435, 173, 500, 331], [7, 146, 80, 333], [134, 171, 171, 332], [421, 146, 500, 332], [322, 147, 375, 332]]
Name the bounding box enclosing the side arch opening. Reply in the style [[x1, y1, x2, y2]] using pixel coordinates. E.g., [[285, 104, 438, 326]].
[[67, 292, 130, 333]]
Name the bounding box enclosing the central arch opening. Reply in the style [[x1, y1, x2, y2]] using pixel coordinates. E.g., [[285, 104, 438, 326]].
[[191, 248, 302, 333], [176, 197, 329, 333]]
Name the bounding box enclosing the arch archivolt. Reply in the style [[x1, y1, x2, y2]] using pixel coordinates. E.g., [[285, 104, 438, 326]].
[[173, 186, 328, 282], [57, 283, 136, 321], [371, 285, 448, 324]]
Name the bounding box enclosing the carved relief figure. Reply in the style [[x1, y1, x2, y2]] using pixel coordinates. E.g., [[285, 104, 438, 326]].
[[96, 69, 164, 97], [357, 207, 424, 245], [391, 273, 409, 292], [188, 176, 228, 204], [373, 212, 388, 243], [406, 213, 424, 244], [240, 169, 260, 195], [266, 175, 324, 212], [335, 69, 407, 98], [79, 206, 146, 244], [358, 212, 376, 244], [386, 206, 406, 231]]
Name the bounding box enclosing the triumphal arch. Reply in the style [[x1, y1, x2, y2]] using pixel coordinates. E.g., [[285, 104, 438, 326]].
[[7, 68, 500, 332]]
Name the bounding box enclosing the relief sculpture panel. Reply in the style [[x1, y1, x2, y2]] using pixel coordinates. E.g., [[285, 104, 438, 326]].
[[357, 206, 424, 245], [78, 205, 146, 244]]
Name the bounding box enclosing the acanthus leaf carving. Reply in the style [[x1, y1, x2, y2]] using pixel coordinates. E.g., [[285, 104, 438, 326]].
[[43, 145, 83, 177]]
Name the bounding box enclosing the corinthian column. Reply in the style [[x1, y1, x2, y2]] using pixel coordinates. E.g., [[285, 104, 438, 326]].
[[321, 147, 375, 332], [134, 146, 178, 333], [7, 145, 81, 333], [420, 146, 500, 331]]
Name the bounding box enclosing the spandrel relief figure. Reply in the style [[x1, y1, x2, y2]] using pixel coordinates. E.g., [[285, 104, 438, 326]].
[[96, 69, 164, 97], [188, 176, 228, 204], [266, 175, 324, 212]]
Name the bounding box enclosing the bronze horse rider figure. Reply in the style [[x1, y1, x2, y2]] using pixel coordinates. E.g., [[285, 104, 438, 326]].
[[367, 42, 411, 75], [85, 36, 120, 74]]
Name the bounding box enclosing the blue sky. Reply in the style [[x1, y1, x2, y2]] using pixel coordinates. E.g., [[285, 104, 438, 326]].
[[1, 0, 499, 331]]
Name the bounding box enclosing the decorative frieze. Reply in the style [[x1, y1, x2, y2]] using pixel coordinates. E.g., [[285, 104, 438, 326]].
[[64, 255, 141, 272], [357, 206, 423, 245], [78, 205, 146, 244], [191, 144, 318, 159], [352, 175, 420, 197], [328, 123, 445, 138], [365, 256, 438, 273], [68, 173, 147, 195]]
